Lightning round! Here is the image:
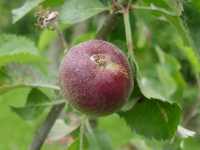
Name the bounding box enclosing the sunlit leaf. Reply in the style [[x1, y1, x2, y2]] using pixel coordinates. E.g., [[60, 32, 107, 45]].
[[119, 99, 181, 140], [59, 0, 108, 24]]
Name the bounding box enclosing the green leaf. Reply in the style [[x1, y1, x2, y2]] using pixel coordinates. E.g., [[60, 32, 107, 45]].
[[155, 46, 186, 102], [0, 64, 60, 95], [93, 130, 113, 150], [85, 128, 112, 150], [12, 0, 46, 23], [98, 114, 132, 148], [162, 13, 200, 74], [134, 62, 171, 102], [119, 99, 181, 140], [59, 0, 108, 24], [136, 68, 176, 102], [10, 88, 50, 120], [0, 88, 42, 150], [0, 34, 45, 67], [0, 83, 59, 95], [133, 46, 185, 103], [182, 137, 200, 150]]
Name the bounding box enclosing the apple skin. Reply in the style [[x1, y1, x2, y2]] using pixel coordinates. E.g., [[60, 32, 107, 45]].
[[59, 40, 133, 116]]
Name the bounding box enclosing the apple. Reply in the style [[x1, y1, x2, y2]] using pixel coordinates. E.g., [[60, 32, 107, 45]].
[[59, 40, 133, 116]]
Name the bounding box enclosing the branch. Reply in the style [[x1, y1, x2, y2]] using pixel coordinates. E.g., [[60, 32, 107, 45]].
[[29, 103, 65, 150]]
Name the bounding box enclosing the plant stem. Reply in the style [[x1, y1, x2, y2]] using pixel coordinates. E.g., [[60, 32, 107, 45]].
[[123, 5, 134, 59], [79, 116, 86, 150], [85, 118, 100, 150], [85, 119, 96, 140], [29, 102, 65, 150]]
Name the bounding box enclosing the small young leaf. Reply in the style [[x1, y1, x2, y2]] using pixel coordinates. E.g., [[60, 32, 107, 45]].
[[59, 0, 108, 24], [119, 99, 181, 140]]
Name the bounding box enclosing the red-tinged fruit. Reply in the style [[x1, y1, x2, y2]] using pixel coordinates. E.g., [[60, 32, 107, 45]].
[[59, 40, 133, 116]]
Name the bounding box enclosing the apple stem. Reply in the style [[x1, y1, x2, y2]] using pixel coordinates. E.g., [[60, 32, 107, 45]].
[[80, 115, 86, 150], [85, 118, 101, 150]]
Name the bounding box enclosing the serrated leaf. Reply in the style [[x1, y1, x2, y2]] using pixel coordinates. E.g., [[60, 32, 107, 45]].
[[0, 34, 45, 67], [12, 0, 45, 23], [119, 99, 181, 140], [98, 114, 132, 148], [0, 64, 60, 95], [11, 88, 50, 120], [59, 0, 108, 24]]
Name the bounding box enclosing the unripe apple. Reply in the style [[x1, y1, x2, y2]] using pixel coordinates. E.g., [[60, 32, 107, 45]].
[[59, 40, 133, 116]]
